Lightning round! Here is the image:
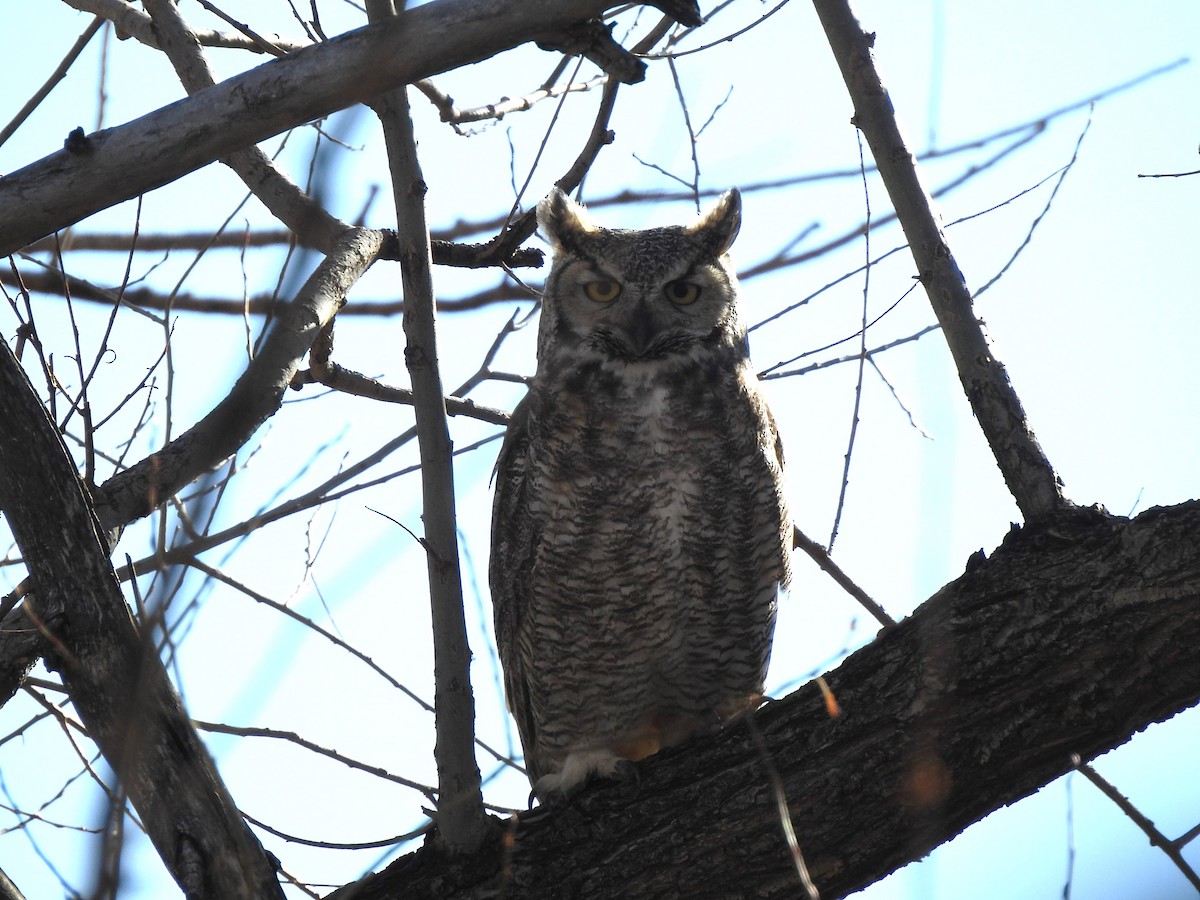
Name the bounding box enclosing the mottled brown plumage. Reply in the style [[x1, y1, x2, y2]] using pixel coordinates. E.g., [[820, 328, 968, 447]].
[[490, 189, 791, 798]]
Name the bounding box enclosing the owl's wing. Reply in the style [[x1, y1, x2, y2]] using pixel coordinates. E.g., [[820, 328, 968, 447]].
[[488, 392, 543, 778]]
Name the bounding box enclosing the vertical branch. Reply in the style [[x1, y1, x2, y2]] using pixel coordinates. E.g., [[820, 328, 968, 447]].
[[367, 0, 489, 855], [812, 0, 1069, 522]]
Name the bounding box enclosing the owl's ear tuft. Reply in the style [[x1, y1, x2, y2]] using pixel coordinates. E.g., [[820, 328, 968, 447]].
[[537, 188, 597, 253], [690, 187, 742, 257]]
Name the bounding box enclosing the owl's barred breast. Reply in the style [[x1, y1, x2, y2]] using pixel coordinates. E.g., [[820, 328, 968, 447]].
[[511, 350, 790, 782]]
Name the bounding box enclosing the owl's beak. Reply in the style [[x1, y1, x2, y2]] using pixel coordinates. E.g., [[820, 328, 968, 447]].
[[622, 302, 659, 357]]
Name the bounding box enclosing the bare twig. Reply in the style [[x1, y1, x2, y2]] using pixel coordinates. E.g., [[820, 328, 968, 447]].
[[190, 0, 288, 56], [828, 133, 873, 552], [792, 526, 895, 628], [194, 720, 436, 798], [292, 354, 512, 425], [1071, 755, 1200, 892], [973, 109, 1093, 299], [417, 73, 610, 127], [0, 16, 106, 150]]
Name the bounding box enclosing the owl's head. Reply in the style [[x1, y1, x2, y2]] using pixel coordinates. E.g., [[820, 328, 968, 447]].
[[534, 188, 745, 368]]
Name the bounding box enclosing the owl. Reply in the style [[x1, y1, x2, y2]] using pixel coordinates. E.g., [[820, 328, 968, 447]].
[[489, 188, 792, 800]]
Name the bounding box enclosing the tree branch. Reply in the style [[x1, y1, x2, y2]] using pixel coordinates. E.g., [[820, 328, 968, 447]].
[[140, 0, 349, 252], [0, 341, 284, 899], [0, 0, 697, 256], [811, 0, 1068, 522], [367, 0, 489, 854], [331, 503, 1200, 898]]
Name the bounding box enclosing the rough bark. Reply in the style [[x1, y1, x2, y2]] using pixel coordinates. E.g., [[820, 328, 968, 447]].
[[329, 503, 1200, 899], [0, 342, 284, 900]]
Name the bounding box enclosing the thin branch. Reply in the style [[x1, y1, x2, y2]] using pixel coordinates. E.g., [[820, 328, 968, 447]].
[[667, 57, 702, 208], [644, 0, 793, 58], [973, 109, 1093, 299], [868, 357, 932, 439], [194, 720, 436, 798], [243, 809, 428, 851], [0, 16, 106, 150], [190, 0, 289, 56], [368, 0, 488, 850], [827, 133, 873, 552], [792, 526, 895, 628], [812, 0, 1068, 522], [418, 73, 611, 127], [1071, 755, 1200, 893], [291, 356, 512, 425]]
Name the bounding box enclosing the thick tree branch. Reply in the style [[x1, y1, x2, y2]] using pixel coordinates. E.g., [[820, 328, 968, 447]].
[[369, 0, 489, 850], [0, 0, 699, 256], [812, 0, 1068, 522], [331, 503, 1200, 899], [0, 341, 284, 900]]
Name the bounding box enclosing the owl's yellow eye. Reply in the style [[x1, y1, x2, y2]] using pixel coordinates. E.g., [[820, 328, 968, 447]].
[[584, 280, 622, 303], [664, 281, 700, 305]]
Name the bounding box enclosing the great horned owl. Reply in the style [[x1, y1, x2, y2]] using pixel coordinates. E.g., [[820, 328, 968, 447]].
[[490, 188, 791, 799]]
